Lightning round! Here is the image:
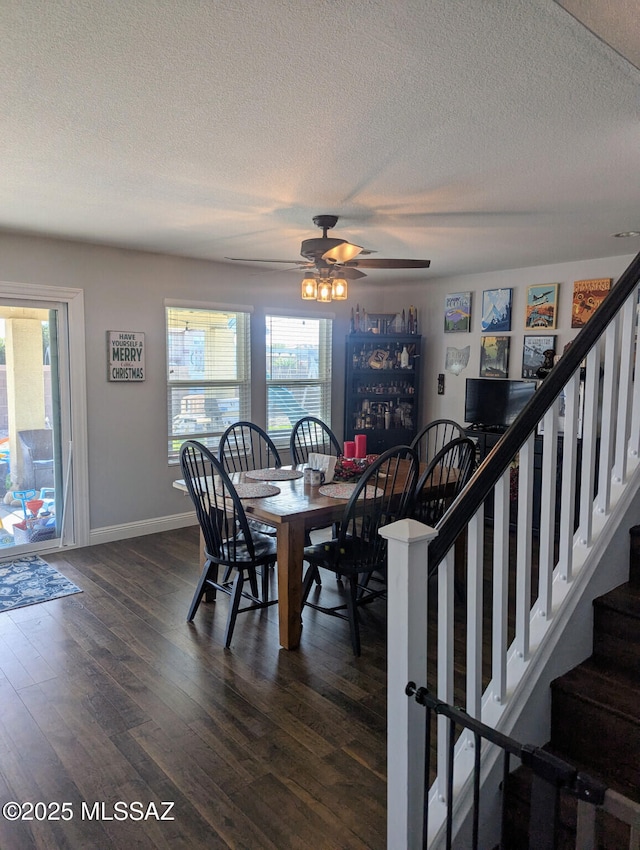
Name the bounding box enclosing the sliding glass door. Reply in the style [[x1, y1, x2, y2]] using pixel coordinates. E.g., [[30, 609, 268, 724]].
[[0, 284, 88, 556]]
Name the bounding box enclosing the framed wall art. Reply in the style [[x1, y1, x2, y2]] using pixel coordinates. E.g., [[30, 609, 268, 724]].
[[571, 278, 611, 328], [107, 331, 145, 381], [444, 291, 471, 333], [480, 335, 510, 378], [522, 335, 556, 379], [525, 283, 559, 330], [445, 345, 470, 375], [481, 288, 512, 332]]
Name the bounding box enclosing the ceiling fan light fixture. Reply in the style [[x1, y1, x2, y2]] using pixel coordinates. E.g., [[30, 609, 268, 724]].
[[331, 278, 348, 300], [322, 242, 363, 263], [301, 275, 318, 300], [316, 279, 333, 303]]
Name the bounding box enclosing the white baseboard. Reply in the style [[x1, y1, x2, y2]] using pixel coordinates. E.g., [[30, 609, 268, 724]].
[[88, 511, 197, 546]]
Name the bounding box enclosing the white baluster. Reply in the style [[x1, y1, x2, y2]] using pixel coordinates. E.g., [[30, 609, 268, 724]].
[[579, 343, 601, 545], [466, 509, 484, 720], [558, 372, 580, 582], [538, 403, 558, 619], [437, 546, 455, 802], [515, 433, 534, 660], [597, 319, 618, 514], [492, 471, 510, 703], [614, 293, 635, 481]]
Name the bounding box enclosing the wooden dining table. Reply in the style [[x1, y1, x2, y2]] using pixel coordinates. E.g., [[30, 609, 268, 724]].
[[173, 468, 346, 650]]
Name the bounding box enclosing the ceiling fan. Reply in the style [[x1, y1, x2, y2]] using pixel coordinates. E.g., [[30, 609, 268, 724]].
[[225, 214, 430, 302]]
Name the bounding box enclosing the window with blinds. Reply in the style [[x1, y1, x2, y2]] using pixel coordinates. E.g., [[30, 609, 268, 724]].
[[166, 304, 251, 462], [265, 313, 332, 447]]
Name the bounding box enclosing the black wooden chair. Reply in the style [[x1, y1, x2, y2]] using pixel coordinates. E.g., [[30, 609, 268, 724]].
[[218, 421, 282, 473], [180, 440, 278, 648], [410, 436, 477, 530], [410, 418, 465, 465], [290, 415, 342, 551], [218, 421, 282, 538], [301, 445, 419, 655], [289, 416, 341, 466]]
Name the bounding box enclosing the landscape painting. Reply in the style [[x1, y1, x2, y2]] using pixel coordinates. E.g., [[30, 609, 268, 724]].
[[444, 292, 471, 332], [481, 288, 512, 332], [525, 283, 558, 330], [480, 335, 510, 378]]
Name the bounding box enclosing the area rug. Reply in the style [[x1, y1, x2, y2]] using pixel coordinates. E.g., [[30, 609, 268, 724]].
[[0, 555, 82, 613]]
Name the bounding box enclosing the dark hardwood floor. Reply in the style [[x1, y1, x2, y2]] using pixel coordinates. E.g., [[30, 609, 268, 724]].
[[0, 527, 390, 850]]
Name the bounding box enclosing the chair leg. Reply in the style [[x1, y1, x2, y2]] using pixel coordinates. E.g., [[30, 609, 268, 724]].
[[302, 563, 318, 605], [247, 566, 259, 598], [205, 562, 219, 602], [346, 575, 361, 656], [260, 561, 274, 602], [224, 571, 244, 648], [187, 561, 216, 621]]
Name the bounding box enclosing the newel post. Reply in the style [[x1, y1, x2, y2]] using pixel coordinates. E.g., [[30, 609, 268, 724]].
[[380, 518, 437, 850]]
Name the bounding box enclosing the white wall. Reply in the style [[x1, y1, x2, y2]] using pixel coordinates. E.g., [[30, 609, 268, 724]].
[[380, 253, 636, 426], [0, 231, 635, 536]]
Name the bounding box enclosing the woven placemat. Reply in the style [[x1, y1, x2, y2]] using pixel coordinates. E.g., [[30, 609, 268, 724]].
[[318, 482, 384, 500], [245, 468, 303, 481], [217, 482, 281, 498]]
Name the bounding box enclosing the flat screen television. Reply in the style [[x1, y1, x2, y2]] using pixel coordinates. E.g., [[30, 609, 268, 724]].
[[464, 378, 537, 430]]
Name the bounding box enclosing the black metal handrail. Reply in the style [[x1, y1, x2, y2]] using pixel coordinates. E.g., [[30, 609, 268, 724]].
[[406, 682, 606, 849], [429, 250, 640, 570]]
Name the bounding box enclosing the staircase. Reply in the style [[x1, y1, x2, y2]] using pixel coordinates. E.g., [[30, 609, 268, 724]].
[[503, 525, 640, 848], [386, 253, 640, 848]]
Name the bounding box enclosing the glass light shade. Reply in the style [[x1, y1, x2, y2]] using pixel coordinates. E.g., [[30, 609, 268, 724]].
[[316, 280, 333, 302], [301, 276, 318, 300], [322, 242, 363, 263], [331, 278, 348, 300]]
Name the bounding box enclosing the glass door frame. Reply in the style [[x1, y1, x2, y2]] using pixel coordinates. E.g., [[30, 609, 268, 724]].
[[0, 281, 89, 552]]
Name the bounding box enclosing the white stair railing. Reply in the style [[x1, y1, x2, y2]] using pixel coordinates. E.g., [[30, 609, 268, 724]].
[[386, 267, 640, 848]]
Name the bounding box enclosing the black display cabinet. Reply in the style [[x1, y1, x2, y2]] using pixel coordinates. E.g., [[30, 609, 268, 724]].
[[344, 333, 422, 454]]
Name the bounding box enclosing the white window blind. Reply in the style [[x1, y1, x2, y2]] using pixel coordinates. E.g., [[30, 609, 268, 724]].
[[166, 305, 250, 462], [265, 314, 332, 447]]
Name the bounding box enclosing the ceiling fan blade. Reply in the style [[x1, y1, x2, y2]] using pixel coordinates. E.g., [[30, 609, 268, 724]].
[[344, 258, 431, 269], [225, 257, 308, 265], [335, 267, 367, 280]]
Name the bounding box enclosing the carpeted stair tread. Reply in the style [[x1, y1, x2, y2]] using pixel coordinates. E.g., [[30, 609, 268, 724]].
[[551, 660, 640, 801], [551, 658, 640, 722], [628, 525, 640, 584], [594, 581, 640, 616], [593, 581, 640, 674]]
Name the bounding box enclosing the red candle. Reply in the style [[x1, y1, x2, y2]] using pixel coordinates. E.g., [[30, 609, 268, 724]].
[[354, 434, 367, 458], [344, 440, 356, 458]]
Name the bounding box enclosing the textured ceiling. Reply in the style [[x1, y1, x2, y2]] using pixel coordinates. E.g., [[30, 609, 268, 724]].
[[2, 0, 639, 282]]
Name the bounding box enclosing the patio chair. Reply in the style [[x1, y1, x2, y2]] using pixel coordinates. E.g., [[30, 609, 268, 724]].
[[17, 429, 54, 490]]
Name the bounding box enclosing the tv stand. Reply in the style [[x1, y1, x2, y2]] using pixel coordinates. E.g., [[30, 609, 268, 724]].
[[466, 423, 507, 434]]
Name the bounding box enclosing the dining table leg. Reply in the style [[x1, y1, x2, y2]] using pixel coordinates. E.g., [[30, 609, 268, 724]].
[[276, 517, 306, 649]]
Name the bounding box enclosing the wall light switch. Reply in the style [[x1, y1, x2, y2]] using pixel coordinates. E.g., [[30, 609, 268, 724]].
[[437, 373, 445, 395]]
